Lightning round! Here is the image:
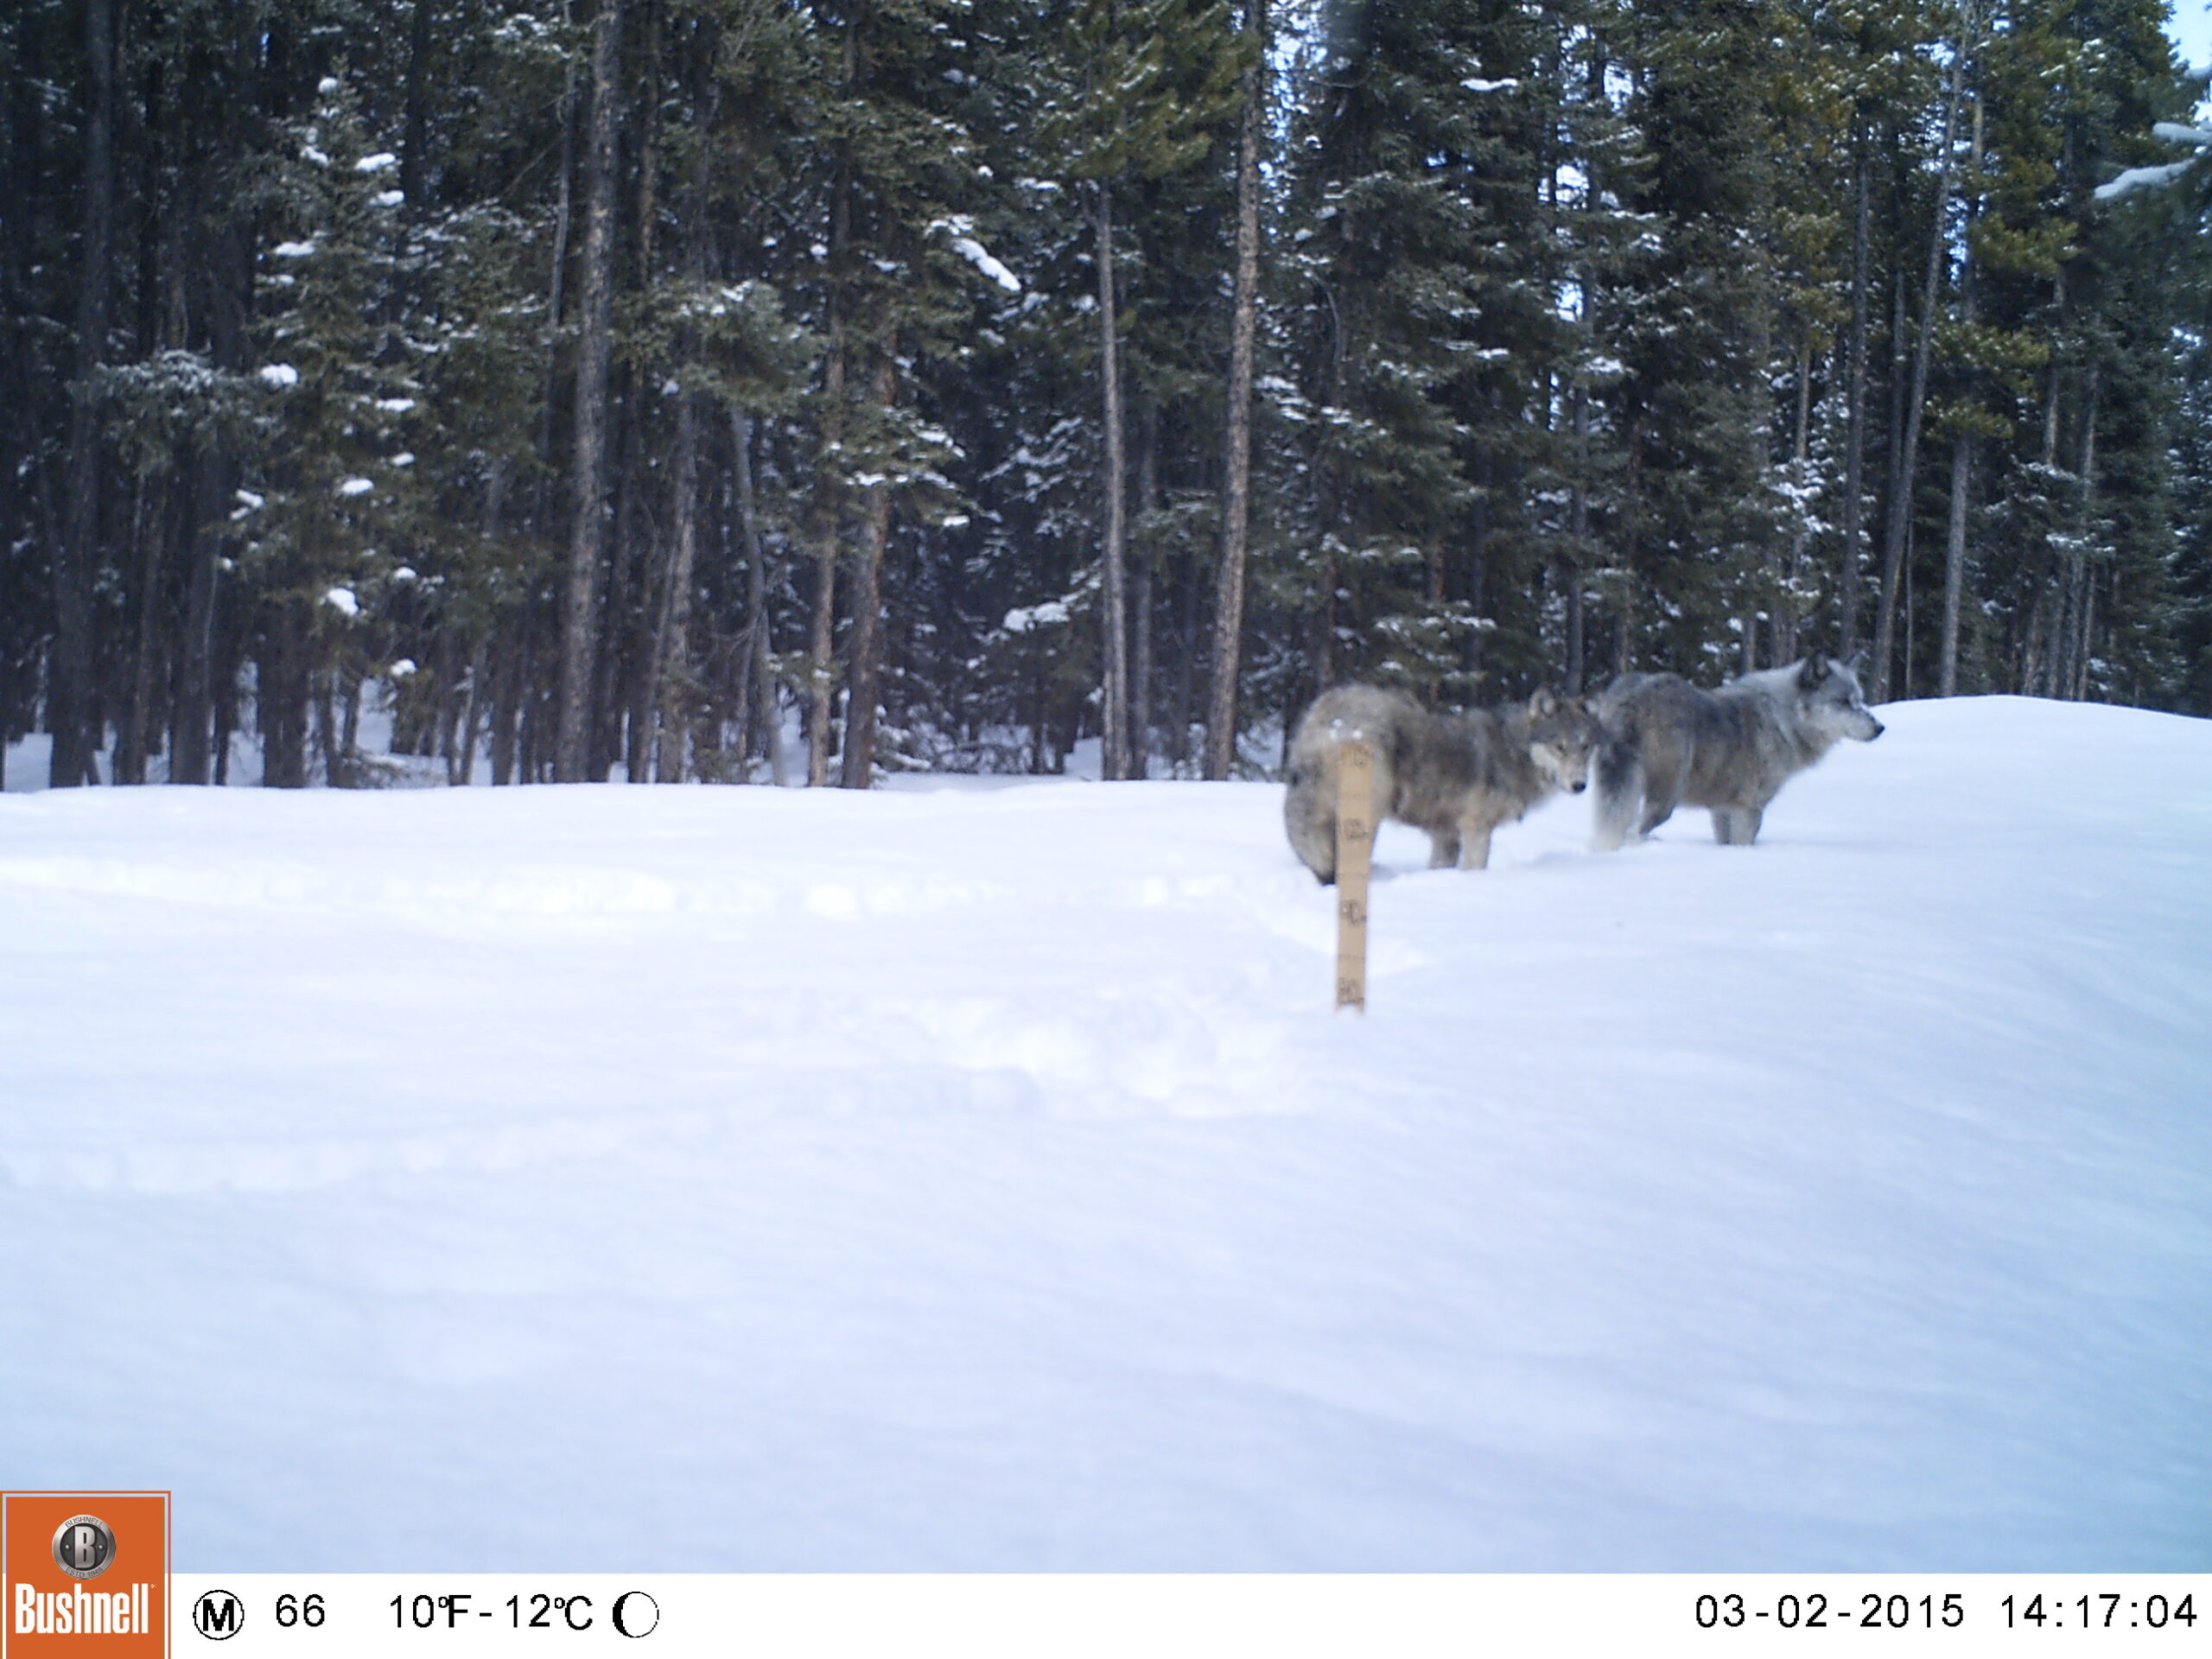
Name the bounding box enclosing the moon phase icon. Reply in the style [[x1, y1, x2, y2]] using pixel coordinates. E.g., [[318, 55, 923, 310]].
[[611, 1592, 659, 1638]]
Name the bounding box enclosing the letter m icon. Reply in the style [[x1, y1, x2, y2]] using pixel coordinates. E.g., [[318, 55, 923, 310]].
[[195, 1592, 244, 1638]]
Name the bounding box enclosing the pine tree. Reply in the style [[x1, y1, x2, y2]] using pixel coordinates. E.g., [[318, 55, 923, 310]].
[[1605, 0, 1789, 677], [245, 71, 431, 785], [1286, 0, 1544, 706]]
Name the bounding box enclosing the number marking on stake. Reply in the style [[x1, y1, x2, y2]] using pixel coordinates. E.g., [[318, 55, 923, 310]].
[[1335, 741, 1376, 1012]]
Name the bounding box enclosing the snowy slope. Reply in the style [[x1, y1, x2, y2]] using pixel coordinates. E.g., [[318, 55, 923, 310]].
[[1, 697, 2206, 1570]]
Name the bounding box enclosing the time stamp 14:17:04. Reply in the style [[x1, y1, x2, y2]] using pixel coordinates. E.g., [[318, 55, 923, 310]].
[[1693, 1592, 2197, 1632]]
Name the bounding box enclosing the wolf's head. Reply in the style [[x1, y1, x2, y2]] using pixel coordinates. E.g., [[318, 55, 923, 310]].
[[1796, 653, 1885, 743], [1524, 688, 1601, 793]]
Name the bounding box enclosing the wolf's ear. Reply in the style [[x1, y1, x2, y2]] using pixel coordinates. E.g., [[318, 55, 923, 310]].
[[1797, 653, 1830, 690], [1840, 648, 1867, 674], [1529, 687, 1558, 717]]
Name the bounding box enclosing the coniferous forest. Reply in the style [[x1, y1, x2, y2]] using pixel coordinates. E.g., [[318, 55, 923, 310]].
[[3, 0, 2209, 791]]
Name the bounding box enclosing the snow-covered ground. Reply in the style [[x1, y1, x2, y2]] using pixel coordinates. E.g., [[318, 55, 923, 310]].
[[2, 697, 2206, 1570]]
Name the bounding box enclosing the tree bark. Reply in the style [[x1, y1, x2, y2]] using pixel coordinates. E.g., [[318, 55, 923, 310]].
[[1095, 179, 1131, 780], [1205, 0, 1264, 779], [556, 0, 621, 781]]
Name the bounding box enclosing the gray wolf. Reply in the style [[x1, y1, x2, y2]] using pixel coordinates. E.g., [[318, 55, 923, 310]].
[[1590, 652, 1884, 850], [1284, 685, 1601, 882]]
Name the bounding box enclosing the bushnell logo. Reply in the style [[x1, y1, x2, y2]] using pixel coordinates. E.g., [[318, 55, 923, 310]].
[[3, 1491, 168, 1657], [47, 1522, 112, 1585]]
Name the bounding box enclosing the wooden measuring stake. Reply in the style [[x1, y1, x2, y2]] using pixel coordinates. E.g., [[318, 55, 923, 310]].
[[1334, 741, 1376, 1012]]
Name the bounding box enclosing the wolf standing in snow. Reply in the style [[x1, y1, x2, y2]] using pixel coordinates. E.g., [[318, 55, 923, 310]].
[[1590, 653, 1884, 850], [1283, 685, 1601, 882]]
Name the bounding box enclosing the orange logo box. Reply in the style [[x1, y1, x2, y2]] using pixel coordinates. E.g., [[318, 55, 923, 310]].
[[1, 1494, 168, 1659]]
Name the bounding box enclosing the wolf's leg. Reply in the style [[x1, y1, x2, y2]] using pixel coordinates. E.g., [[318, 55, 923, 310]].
[[1635, 761, 1682, 838], [1592, 745, 1643, 852], [1714, 804, 1764, 844], [1283, 766, 1338, 883], [1427, 828, 1461, 868], [1458, 822, 1493, 870]]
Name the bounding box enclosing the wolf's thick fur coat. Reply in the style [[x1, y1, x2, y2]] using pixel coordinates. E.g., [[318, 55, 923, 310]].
[[1590, 653, 1885, 849], [1283, 685, 1600, 882]]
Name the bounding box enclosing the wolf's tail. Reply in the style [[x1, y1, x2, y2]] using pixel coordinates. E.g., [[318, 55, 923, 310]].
[[1591, 726, 1643, 853]]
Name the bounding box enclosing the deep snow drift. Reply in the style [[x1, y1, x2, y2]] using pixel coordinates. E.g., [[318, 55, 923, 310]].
[[1, 696, 2206, 1570]]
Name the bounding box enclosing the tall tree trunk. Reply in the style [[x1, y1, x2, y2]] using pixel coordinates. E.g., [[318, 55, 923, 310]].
[[175, 446, 226, 784], [1567, 384, 1588, 692], [1777, 331, 1813, 664], [492, 625, 522, 785], [454, 636, 486, 785], [2066, 374, 2099, 701], [518, 604, 544, 780], [1168, 549, 1201, 768], [118, 478, 159, 784], [1095, 178, 1130, 780], [599, 360, 640, 779], [1838, 133, 1870, 657], [537, 2, 580, 548], [639, 14, 717, 784], [730, 410, 785, 785], [1939, 90, 1984, 699], [344, 664, 366, 778], [842, 353, 898, 789], [1872, 29, 1969, 700], [614, 0, 666, 782], [52, 0, 116, 787], [261, 600, 309, 788], [807, 79, 855, 788], [211, 620, 238, 785], [556, 0, 621, 781], [398, 0, 435, 218], [806, 361, 844, 786], [645, 391, 702, 784], [175, 124, 251, 785], [1205, 0, 1264, 780], [1940, 434, 1971, 696], [2074, 570, 2096, 703], [1131, 560, 1154, 778], [1130, 397, 1158, 778]]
